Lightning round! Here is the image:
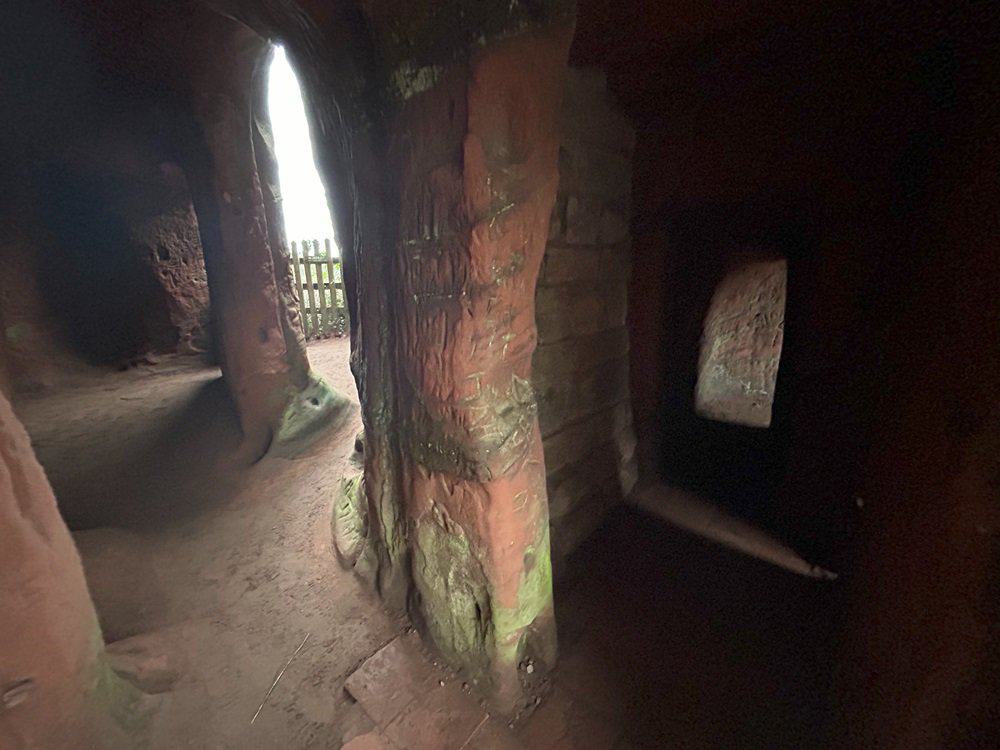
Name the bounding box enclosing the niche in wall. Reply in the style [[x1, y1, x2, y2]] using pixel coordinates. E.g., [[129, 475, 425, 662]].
[[694, 255, 786, 428]]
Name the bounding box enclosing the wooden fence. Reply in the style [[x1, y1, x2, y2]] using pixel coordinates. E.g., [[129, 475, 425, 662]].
[[288, 239, 348, 340]]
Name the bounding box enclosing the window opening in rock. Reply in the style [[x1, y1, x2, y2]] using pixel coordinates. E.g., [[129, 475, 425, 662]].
[[267, 46, 346, 338], [694, 256, 787, 428]]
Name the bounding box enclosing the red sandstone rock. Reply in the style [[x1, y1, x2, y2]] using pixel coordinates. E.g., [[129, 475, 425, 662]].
[[390, 22, 573, 706], [0, 392, 136, 748], [186, 21, 330, 458]]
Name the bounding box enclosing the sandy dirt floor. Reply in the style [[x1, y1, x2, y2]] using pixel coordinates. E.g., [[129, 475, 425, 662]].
[[14, 336, 837, 749], [16, 338, 401, 749]]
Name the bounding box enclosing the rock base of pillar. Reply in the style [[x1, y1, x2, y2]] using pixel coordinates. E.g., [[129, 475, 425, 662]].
[[270, 373, 352, 457], [409, 518, 558, 716], [333, 485, 559, 715]]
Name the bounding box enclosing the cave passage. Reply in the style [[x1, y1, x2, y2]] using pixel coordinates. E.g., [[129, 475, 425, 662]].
[[1, 2, 997, 749]]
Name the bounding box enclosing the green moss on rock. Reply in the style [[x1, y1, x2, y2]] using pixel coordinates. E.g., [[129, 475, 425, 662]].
[[272, 372, 352, 455], [332, 473, 368, 567], [411, 517, 492, 676], [490, 525, 553, 663]]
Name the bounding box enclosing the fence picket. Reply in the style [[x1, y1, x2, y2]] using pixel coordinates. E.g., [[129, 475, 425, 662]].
[[285, 238, 345, 340], [324, 239, 337, 334], [310, 239, 322, 336], [290, 241, 305, 318], [335, 269, 346, 327], [316, 264, 329, 335], [302, 242, 319, 338]]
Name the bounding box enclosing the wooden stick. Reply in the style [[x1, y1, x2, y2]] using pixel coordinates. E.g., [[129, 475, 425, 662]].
[[251, 633, 310, 725], [632, 483, 837, 579], [316, 257, 329, 337], [309, 240, 322, 336]]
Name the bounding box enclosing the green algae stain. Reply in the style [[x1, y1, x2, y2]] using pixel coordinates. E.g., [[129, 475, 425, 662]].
[[332, 473, 368, 566], [82, 623, 150, 746], [411, 508, 555, 691], [490, 524, 553, 666]]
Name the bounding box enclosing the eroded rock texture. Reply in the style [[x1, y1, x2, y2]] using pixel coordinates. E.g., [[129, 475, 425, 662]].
[[0, 132, 212, 378], [126, 165, 212, 356]]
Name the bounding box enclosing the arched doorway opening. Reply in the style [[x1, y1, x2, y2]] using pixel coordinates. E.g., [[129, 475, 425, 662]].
[[264, 45, 346, 340]]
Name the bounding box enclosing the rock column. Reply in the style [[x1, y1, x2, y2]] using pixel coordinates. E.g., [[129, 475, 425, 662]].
[[390, 24, 572, 705]]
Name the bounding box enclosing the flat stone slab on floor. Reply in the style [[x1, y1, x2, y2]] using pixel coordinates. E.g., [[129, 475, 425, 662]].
[[344, 632, 520, 749]]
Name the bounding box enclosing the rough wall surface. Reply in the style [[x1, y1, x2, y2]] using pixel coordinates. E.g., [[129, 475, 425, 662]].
[[126, 165, 212, 356], [832, 72, 1000, 750], [0, 0, 213, 381], [0, 161, 212, 376], [573, 0, 1000, 744], [534, 68, 637, 568]]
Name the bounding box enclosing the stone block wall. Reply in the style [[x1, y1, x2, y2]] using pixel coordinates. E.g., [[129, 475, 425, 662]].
[[534, 69, 638, 570]]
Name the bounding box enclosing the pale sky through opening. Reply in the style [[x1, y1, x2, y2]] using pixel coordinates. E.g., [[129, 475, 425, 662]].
[[267, 46, 337, 254]]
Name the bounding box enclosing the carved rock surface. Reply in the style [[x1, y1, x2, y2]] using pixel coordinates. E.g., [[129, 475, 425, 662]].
[[389, 22, 573, 705], [695, 257, 786, 428]]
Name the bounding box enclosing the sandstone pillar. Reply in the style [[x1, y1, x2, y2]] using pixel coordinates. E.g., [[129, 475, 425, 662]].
[[390, 23, 573, 705], [185, 25, 342, 458], [192, 87, 298, 454], [246, 0, 574, 707], [251, 49, 311, 389]]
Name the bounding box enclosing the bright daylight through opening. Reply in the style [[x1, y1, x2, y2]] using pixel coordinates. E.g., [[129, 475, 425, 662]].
[[267, 45, 337, 255]]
